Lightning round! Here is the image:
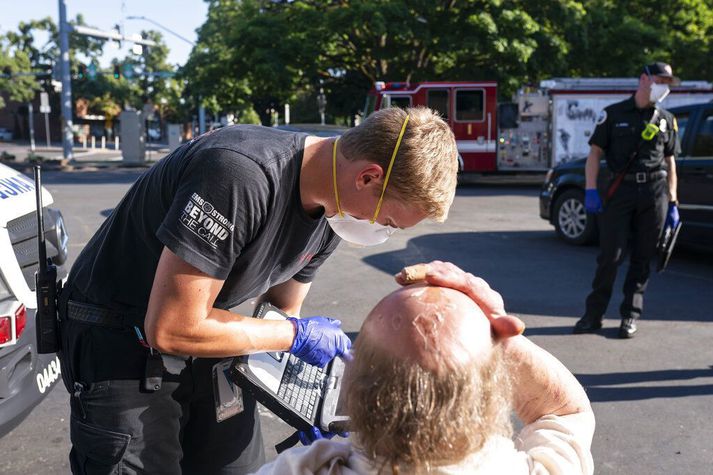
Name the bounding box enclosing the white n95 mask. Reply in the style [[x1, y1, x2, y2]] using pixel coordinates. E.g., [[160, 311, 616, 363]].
[[326, 213, 396, 247], [650, 83, 670, 103]]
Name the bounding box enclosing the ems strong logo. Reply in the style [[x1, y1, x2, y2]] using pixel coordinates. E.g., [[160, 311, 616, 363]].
[[180, 192, 234, 248]]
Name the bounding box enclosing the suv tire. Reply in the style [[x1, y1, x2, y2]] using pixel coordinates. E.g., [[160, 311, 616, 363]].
[[553, 189, 598, 245]]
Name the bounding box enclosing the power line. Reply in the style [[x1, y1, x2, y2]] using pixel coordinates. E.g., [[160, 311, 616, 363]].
[[126, 16, 196, 46]]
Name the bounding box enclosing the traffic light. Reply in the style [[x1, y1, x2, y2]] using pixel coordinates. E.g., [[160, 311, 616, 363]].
[[77, 64, 87, 80], [113, 64, 121, 79]]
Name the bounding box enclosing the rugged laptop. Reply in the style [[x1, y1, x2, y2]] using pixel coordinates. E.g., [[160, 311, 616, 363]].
[[229, 303, 349, 432]]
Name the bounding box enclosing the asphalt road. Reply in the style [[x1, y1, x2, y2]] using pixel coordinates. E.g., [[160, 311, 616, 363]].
[[0, 168, 711, 474]]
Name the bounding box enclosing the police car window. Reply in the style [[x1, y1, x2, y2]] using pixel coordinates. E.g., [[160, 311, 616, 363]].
[[456, 90, 484, 121], [427, 89, 449, 120], [691, 111, 713, 157], [387, 96, 411, 109]]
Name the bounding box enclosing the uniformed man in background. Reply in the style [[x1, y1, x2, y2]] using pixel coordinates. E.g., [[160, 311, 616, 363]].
[[574, 62, 681, 338]]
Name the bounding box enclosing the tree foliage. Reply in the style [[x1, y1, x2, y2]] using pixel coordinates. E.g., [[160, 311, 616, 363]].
[[0, 45, 39, 109], [183, 0, 713, 125], [3, 1, 712, 125], [1, 15, 184, 122]]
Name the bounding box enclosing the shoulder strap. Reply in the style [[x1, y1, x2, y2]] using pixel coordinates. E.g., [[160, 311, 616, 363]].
[[604, 106, 662, 203]]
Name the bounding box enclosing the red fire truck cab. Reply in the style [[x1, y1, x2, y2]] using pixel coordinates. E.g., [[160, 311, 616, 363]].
[[364, 81, 499, 173]]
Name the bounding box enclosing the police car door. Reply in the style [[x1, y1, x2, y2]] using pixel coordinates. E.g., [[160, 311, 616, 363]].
[[677, 105, 713, 247]]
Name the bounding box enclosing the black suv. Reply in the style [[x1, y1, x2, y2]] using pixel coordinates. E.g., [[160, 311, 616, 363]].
[[540, 101, 713, 252]]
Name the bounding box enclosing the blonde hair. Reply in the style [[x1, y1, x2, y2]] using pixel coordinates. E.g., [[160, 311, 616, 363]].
[[345, 338, 512, 472], [340, 107, 458, 222]]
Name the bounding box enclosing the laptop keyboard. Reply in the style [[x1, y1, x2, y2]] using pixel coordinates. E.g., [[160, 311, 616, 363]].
[[277, 355, 326, 419]]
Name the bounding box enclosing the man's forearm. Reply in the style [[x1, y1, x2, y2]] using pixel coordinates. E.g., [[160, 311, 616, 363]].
[[148, 308, 296, 357], [503, 335, 592, 425], [666, 155, 677, 202], [584, 146, 603, 189]]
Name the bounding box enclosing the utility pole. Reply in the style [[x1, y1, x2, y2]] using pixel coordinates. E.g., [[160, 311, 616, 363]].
[[28, 102, 36, 152], [56, 1, 158, 162], [58, 0, 73, 161], [198, 99, 206, 134]]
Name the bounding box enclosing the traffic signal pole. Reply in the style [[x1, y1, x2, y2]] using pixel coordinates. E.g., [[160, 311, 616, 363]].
[[56, 1, 158, 162], [58, 0, 74, 161]]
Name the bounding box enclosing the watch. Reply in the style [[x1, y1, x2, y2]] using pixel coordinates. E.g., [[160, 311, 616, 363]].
[[670, 199, 679, 206]]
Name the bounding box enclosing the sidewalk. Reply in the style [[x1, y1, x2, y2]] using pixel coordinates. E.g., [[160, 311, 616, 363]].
[[0, 140, 171, 172]]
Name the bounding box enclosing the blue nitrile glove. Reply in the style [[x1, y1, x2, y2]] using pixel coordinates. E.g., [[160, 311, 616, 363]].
[[298, 426, 349, 446], [584, 188, 603, 213], [665, 203, 680, 229], [288, 316, 352, 367]]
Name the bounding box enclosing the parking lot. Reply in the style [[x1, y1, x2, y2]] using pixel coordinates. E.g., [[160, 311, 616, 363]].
[[0, 168, 711, 474]]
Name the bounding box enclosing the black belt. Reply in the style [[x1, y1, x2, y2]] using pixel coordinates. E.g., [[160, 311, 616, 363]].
[[622, 170, 667, 183], [66, 300, 145, 329]]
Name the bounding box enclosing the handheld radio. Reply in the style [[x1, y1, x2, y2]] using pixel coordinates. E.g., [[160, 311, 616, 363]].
[[34, 166, 60, 354]]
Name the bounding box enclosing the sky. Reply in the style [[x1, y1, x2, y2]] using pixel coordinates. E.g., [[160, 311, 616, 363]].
[[0, 0, 209, 68]]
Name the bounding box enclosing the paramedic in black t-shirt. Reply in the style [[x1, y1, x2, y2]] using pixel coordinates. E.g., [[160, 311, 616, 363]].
[[573, 62, 681, 339], [58, 106, 459, 474]]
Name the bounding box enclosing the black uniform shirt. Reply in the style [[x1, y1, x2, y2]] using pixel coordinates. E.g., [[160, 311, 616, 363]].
[[69, 125, 341, 314], [588, 95, 680, 173]]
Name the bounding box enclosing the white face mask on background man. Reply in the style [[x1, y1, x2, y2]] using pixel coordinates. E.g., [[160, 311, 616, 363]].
[[649, 81, 670, 103], [326, 116, 409, 247]]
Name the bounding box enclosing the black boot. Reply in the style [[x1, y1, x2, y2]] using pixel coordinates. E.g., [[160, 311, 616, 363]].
[[573, 316, 603, 334], [618, 318, 637, 338]]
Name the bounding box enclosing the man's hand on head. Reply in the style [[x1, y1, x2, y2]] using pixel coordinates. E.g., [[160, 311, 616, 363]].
[[395, 261, 525, 340]]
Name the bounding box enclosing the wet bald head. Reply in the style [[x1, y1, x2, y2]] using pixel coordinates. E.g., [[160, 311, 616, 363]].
[[360, 284, 493, 373], [345, 284, 512, 468]]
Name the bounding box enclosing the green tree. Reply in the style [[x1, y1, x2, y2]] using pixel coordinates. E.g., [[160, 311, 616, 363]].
[[569, 0, 713, 80], [181, 0, 274, 123], [184, 0, 589, 122], [184, 0, 713, 125], [0, 45, 40, 109], [4, 15, 104, 84]]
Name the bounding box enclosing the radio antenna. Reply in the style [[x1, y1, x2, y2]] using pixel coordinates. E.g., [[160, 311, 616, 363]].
[[34, 166, 48, 267]]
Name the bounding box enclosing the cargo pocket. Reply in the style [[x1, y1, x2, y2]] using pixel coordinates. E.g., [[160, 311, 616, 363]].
[[70, 416, 131, 475]]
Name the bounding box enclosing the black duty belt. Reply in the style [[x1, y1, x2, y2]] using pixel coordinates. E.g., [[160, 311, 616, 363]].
[[66, 300, 145, 329], [622, 170, 667, 184]]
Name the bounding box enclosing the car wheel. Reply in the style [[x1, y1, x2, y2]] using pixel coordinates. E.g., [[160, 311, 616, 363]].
[[553, 189, 597, 245]]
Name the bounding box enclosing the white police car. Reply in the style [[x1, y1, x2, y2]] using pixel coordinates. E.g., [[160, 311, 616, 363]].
[[0, 162, 68, 437]]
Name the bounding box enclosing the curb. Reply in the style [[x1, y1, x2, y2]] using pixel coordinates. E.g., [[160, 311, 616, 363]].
[[0, 159, 155, 173]]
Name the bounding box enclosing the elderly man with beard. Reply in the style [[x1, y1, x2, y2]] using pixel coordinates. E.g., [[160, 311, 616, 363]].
[[254, 261, 595, 474]]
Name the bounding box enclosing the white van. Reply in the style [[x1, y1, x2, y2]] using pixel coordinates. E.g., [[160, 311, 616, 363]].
[[0, 162, 68, 437]]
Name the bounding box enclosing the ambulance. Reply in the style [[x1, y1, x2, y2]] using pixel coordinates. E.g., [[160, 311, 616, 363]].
[[0, 162, 68, 437], [364, 79, 713, 173]]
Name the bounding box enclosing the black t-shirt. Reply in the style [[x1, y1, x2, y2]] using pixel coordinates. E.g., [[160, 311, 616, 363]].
[[69, 125, 340, 314], [588, 96, 680, 172]]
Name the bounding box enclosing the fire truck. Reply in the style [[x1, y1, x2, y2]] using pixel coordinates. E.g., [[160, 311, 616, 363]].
[[364, 79, 713, 173]]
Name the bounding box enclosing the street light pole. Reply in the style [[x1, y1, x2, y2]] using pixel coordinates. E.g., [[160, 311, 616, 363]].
[[28, 102, 36, 152], [58, 0, 73, 160]]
